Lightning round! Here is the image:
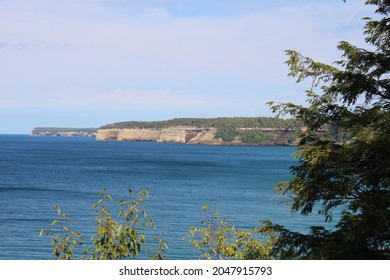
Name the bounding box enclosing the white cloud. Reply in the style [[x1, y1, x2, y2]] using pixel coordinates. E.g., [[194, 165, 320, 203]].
[[0, 86, 277, 123], [0, 0, 372, 132], [0, 0, 367, 82]]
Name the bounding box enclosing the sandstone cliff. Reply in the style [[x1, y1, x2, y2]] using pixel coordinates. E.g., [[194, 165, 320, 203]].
[[96, 126, 297, 146], [97, 126, 193, 143]]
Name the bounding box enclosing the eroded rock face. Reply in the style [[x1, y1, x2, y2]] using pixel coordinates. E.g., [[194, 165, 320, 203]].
[[96, 127, 297, 145], [96, 129, 120, 141], [96, 126, 198, 143], [186, 128, 224, 145]]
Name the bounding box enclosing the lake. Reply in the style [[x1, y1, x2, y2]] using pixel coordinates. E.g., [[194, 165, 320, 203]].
[[0, 135, 328, 259]]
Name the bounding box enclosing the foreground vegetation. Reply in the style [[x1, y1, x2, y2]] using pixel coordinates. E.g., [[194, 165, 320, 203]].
[[40, 190, 276, 260], [41, 0, 389, 260], [40, 189, 167, 260], [265, 0, 390, 259]]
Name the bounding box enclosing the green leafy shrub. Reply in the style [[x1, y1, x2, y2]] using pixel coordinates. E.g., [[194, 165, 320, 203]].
[[40, 189, 167, 260], [185, 206, 276, 260]]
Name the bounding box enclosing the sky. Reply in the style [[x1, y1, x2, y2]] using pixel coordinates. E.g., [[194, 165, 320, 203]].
[[0, 0, 374, 133]]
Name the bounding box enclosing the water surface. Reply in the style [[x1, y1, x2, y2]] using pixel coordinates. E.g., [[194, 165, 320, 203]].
[[0, 135, 327, 259]]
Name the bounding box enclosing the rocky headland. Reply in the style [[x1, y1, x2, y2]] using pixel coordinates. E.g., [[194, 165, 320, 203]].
[[31, 117, 301, 145], [96, 126, 298, 146]]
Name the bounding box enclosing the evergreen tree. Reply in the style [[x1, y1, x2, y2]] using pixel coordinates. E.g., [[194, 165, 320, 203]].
[[268, 0, 390, 259]]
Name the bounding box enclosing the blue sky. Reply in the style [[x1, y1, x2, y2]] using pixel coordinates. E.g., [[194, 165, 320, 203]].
[[0, 0, 373, 133]]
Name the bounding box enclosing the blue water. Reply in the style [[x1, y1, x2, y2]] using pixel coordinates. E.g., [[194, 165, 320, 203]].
[[0, 135, 328, 260]]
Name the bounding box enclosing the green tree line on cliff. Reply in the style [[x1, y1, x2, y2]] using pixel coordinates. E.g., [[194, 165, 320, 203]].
[[100, 117, 299, 130]]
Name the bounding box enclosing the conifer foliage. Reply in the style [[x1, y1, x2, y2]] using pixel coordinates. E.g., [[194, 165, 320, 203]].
[[268, 0, 390, 259]]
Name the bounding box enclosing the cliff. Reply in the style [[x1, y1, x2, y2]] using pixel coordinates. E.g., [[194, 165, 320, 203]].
[[96, 126, 298, 146], [96, 126, 220, 144], [30, 117, 300, 145], [31, 127, 97, 137]]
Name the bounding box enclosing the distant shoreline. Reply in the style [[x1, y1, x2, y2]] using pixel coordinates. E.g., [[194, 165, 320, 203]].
[[29, 117, 300, 146], [30, 127, 97, 137]]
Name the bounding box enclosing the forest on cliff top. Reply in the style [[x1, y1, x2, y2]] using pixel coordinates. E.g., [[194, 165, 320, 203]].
[[100, 117, 299, 130]]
